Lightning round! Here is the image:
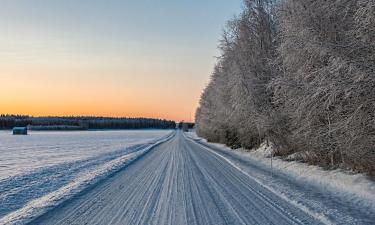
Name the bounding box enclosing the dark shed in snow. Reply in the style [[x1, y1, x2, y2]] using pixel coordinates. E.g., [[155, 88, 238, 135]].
[[13, 127, 28, 135]]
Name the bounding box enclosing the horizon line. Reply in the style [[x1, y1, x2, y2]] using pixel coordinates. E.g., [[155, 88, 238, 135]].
[[0, 113, 196, 123]]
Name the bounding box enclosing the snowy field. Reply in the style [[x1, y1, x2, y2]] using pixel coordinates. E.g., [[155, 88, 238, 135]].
[[0, 130, 173, 224]]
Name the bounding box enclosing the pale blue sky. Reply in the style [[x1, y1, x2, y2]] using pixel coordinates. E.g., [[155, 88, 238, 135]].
[[0, 0, 242, 121]]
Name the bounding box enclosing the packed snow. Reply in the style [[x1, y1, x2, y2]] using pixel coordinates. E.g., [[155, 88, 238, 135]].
[[0, 130, 173, 225], [2, 129, 374, 225], [29, 131, 322, 225], [186, 132, 375, 224]]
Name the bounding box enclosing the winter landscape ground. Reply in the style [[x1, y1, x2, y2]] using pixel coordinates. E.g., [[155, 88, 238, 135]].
[[0, 130, 373, 225], [0, 130, 173, 224]]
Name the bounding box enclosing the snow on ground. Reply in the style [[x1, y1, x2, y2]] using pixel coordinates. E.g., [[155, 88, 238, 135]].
[[29, 131, 324, 225], [186, 132, 375, 224], [244, 142, 375, 209], [0, 130, 174, 225]]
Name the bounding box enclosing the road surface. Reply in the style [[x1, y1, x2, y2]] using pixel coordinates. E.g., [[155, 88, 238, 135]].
[[30, 131, 323, 225]]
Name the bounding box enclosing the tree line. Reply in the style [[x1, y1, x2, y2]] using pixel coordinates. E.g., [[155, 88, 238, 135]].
[[0, 114, 176, 130], [195, 0, 375, 175]]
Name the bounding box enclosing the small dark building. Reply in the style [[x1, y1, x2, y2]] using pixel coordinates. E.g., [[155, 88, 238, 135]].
[[13, 127, 28, 135]]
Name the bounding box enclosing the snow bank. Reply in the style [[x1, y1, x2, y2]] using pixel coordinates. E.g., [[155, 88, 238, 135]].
[[242, 143, 375, 210], [0, 132, 175, 225], [186, 132, 375, 210]]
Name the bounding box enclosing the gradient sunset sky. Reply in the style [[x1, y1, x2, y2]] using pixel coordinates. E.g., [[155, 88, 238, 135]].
[[0, 0, 242, 121]]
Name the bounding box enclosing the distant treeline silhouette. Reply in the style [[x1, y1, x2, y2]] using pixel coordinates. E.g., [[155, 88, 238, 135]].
[[0, 114, 176, 130]]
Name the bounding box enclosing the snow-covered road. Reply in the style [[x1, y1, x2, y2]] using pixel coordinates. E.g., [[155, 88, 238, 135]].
[[28, 131, 362, 225]]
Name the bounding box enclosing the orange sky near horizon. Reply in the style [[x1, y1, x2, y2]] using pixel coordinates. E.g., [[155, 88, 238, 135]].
[[0, 70, 208, 122]]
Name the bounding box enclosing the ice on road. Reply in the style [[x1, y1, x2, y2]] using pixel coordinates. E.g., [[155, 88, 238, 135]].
[[30, 131, 323, 225]]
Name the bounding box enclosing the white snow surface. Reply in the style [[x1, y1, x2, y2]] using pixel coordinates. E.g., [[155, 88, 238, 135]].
[[245, 143, 375, 209], [2, 130, 374, 225], [186, 132, 375, 224], [29, 131, 323, 225], [0, 130, 173, 225]]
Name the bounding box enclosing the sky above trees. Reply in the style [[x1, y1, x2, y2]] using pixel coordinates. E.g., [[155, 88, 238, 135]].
[[0, 0, 242, 121]]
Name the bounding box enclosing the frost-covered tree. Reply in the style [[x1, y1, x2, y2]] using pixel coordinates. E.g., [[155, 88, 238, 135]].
[[196, 0, 278, 149], [196, 0, 375, 175], [271, 0, 375, 173]]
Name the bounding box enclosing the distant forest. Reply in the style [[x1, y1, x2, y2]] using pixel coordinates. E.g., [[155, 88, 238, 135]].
[[196, 0, 375, 175], [0, 115, 176, 130]]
